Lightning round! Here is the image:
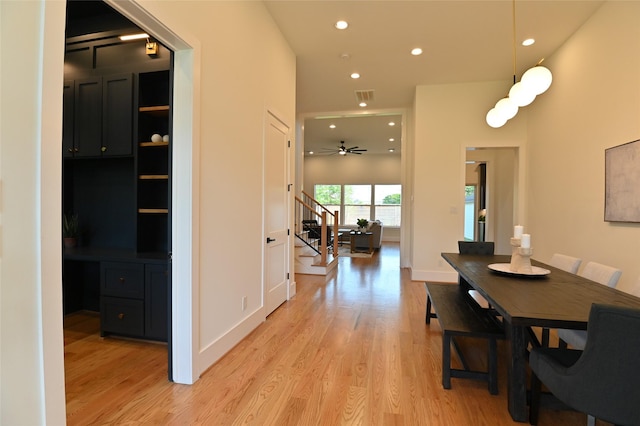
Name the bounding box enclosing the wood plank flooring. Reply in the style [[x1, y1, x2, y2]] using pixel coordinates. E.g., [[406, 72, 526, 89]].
[[65, 243, 594, 425]]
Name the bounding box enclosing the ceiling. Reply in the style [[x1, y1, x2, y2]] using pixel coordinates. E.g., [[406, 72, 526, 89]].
[[66, 1, 604, 156], [264, 0, 603, 155]]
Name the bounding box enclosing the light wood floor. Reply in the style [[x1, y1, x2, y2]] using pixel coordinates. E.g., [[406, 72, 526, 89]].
[[65, 243, 593, 425]]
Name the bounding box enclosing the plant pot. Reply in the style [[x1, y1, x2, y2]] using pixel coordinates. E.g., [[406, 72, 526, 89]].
[[64, 237, 77, 249]]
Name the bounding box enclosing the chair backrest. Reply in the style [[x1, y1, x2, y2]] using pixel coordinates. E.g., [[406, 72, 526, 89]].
[[571, 304, 640, 425], [549, 253, 582, 274], [458, 241, 494, 255], [579, 261, 622, 288]]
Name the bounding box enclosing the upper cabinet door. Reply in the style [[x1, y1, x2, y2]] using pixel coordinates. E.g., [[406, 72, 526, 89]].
[[102, 73, 133, 156], [74, 77, 103, 157]]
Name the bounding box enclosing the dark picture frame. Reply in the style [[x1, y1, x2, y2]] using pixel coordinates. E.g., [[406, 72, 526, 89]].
[[605, 139, 640, 222]]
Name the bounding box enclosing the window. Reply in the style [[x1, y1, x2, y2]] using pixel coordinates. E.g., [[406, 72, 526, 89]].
[[313, 184, 341, 216], [464, 185, 476, 240], [375, 184, 401, 226], [314, 184, 401, 226], [344, 185, 371, 224]]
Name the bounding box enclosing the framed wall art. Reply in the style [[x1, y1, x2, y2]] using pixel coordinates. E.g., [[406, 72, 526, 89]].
[[605, 139, 640, 222]]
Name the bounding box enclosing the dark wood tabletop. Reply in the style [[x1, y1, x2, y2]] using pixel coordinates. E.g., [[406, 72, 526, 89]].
[[441, 252, 640, 422], [442, 253, 640, 329]]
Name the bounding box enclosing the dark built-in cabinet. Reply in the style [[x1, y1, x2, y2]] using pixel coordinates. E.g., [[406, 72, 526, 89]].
[[62, 29, 172, 342], [100, 261, 168, 341], [63, 74, 133, 158]]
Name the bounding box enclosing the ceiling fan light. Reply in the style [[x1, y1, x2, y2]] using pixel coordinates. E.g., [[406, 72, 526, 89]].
[[486, 108, 507, 128], [495, 97, 518, 120], [508, 82, 536, 107], [521, 65, 553, 95], [339, 150, 347, 155]]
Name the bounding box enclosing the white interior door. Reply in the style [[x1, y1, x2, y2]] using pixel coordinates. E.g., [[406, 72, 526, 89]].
[[264, 112, 289, 315]]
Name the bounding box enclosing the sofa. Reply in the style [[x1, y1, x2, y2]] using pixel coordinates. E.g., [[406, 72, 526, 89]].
[[351, 220, 383, 250]]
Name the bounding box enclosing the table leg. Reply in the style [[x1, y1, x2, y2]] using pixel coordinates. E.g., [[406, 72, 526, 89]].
[[507, 324, 528, 422]]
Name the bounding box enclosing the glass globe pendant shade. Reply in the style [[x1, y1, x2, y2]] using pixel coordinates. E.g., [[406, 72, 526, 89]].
[[509, 82, 536, 107], [486, 108, 507, 128], [495, 97, 518, 120], [521, 65, 552, 95]]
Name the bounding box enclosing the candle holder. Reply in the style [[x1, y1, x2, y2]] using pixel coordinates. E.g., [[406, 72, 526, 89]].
[[510, 237, 533, 273]]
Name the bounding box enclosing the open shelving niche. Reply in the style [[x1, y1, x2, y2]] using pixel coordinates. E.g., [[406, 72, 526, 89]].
[[136, 70, 171, 254]]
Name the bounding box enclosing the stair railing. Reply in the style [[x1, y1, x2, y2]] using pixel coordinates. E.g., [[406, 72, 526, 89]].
[[294, 194, 340, 265]]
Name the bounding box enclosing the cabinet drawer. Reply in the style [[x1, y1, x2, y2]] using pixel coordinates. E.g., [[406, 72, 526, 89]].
[[101, 297, 144, 336], [101, 262, 144, 298]]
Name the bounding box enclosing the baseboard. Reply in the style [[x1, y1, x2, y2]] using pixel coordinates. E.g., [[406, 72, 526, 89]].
[[197, 308, 265, 376]]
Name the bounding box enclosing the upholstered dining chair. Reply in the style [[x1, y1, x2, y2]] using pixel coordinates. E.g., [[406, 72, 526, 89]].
[[557, 261, 622, 350], [529, 303, 640, 426], [549, 253, 582, 274], [539, 254, 583, 346]]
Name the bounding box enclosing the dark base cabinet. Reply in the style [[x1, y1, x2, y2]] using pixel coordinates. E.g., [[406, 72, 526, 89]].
[[99, 260, 168, 342]]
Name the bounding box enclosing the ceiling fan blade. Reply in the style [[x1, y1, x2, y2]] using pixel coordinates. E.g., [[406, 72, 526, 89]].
[[348, 146, 359, 150], [349, 149, 367, 152]]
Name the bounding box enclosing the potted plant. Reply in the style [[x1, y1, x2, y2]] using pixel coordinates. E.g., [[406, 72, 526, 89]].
[[63, 213, 79, 248], [357, 218, 369, 232]]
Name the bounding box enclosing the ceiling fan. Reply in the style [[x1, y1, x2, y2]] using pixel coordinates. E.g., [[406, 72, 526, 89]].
[[322, 141, 367, 155]]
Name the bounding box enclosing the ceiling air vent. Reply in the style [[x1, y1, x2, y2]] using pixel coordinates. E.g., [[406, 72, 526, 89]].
[[355, 89, 375, 103]]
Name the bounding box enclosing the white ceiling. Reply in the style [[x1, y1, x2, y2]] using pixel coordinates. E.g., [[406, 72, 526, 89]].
[[264, 0, 603, 154]]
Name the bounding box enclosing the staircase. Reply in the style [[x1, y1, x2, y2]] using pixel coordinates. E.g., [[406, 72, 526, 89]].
[[294, 191, 340, 275]]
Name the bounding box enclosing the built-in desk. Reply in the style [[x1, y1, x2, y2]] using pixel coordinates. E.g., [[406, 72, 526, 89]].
[[63, 247, 169, 342]]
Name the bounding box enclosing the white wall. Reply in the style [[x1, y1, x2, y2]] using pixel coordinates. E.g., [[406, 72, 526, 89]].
[[1, 0, 295, 423], [135, 0, 296, 375], [1, 1, 67, 424], [527, 1, 640, 294], [411, 82, 527, 282]]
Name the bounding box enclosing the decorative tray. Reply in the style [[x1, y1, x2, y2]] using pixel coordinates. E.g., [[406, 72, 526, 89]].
[[488, 263, 550, 277]]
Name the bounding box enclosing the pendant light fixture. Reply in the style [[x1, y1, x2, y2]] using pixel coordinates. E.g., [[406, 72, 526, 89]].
[[486, 0, 553, 128]]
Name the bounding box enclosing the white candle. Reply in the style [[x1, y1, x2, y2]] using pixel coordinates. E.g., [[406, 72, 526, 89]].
[[521, 234, 531, 248], [514, 225, 523, 239]]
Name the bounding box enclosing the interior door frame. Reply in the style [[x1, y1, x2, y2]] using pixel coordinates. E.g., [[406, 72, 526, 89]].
[[106, 0, 199, 384], [461, 143, 526, 254]]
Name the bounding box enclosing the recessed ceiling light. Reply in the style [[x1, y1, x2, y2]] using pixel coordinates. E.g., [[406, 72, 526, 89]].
[[411, 47, 423, 56], [329, 124, 336, 129], [388, 122, 395, 126], [389, 138, 395, 142], [335, 20, 348, 30], [388, 148, 395, 153], [309, 151, 314, 155], [350, 73, 360, 79], [522, 38, 535, 46], [359, 102, 367, 107]]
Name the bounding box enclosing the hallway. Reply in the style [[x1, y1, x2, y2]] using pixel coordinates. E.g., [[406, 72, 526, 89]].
[[65, 243, 587, 425]]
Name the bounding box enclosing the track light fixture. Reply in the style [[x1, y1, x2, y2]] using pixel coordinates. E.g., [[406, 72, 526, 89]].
[[486, 1, 553, 128]]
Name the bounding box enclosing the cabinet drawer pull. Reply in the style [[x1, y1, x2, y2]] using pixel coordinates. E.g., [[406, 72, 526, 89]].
[[118, 313, 125, 320], [119, 277, 125, 283], [101, 146, 107, 152]]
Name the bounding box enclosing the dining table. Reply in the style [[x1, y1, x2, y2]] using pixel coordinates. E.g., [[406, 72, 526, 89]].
[[441, 252, 640, 423]]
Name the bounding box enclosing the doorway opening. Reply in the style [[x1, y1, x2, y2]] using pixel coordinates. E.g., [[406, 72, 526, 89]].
[[62, 0, 174, 401], [464, 147, 519, 254]]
